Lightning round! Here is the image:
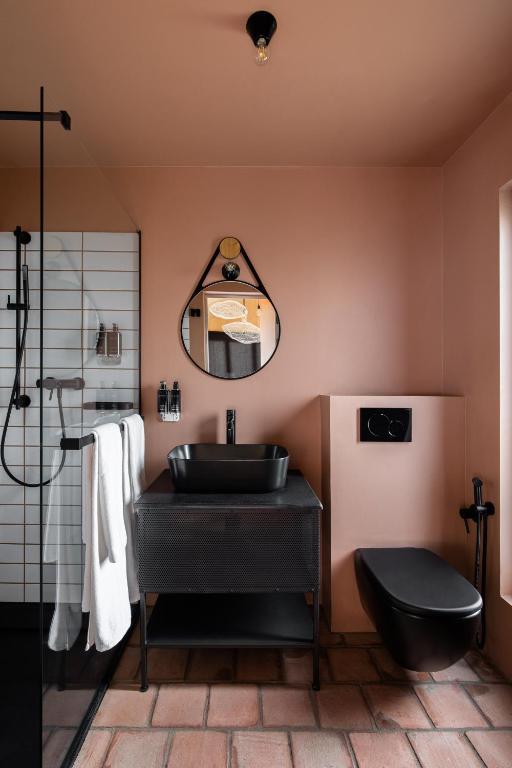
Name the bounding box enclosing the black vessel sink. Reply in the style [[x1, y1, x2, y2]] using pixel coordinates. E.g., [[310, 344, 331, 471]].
[[167, 443, 289, 493]]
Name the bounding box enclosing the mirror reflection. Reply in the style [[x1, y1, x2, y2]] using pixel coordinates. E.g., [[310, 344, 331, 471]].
[[182, 280, 280, 379]]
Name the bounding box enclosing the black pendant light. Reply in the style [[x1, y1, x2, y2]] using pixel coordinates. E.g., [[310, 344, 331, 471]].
[[246, 10, 277, 65]]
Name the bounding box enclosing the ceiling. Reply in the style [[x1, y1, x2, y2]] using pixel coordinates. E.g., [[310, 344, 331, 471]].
[[2, 0, 512, 166]]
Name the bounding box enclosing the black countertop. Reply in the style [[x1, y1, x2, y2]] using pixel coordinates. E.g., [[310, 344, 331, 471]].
[[135, 469, 322, 510]]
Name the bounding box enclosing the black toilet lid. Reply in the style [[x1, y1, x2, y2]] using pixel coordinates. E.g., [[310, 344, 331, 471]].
[[357, 547, 482, 618]]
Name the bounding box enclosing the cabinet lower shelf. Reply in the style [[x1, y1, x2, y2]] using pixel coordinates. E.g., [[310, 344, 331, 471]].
[[146, 592, 314, 648]]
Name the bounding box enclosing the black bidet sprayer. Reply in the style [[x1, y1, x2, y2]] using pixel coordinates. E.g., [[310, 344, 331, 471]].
[[460, 477, 495, 649]]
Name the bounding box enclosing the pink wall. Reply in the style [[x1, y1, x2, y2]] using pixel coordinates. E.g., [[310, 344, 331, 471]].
[[321, 395, 466, 630], [2, 143, 510, 673], [115, 167, 444, 493], [0, 167, 135, 233], [4, 155, 510, 671], [0, 165, 444, 496], [444, 95, 512, 678]]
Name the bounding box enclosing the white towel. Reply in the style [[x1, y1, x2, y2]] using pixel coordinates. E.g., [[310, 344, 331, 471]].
[[121, 413, 146, 603], [82, 423, 131, 651], [44, 450, 81, 652]]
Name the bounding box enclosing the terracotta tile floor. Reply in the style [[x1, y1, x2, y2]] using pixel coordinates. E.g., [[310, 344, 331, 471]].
[[74, 621, 512, 768]]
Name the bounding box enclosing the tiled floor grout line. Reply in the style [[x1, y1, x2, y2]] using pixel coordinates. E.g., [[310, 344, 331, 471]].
[[404, 731, 426, 768], [226, 729, 233, 768], [286, 729, 294, 767], [462, 729, 490, 767], [367, 652, 381, 682], [81, 725, 512, 768], [99, 727, 116, 768], [204, 684, 212, 727], [357, 684, 378, 732], [346, 732, 361, 768], [336, 732, 356, 768], [309, 683, 321, 729], [257, 684, 263, 727], [90, 722, 512, 733], [464, 653, 495, 683], [97, 727, 115, 768], [460, 682, 495, 728], [162, 728, 174, 768], [410, 683, 437, 729], [367, 648, 382, 681], [147, 683, 160, 726]]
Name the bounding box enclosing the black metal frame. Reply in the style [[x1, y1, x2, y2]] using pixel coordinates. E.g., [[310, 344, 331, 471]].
[[138, 230, 142, 415], [189, 238, 271, 300], [0, 87, 73, 768], [138, 592, 320, 691], [39, 85, 45, 768], [181, 238, 281, 380], [181, 278, 281, 381], [0, 109, 71, 129], [136, 494, 321, 690]]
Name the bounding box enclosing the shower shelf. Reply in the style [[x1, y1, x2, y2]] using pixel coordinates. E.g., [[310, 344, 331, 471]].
[[83, 401, 134, 411]]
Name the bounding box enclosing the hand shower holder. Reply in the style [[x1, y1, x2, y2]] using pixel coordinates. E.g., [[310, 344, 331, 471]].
[[6, 298, 30, 311]]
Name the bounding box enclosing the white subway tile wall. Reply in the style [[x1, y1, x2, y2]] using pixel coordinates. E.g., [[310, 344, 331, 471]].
[[0, 232, 139, 602]]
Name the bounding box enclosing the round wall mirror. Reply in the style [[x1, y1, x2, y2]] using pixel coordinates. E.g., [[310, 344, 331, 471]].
[[181, 280, 280, 379]]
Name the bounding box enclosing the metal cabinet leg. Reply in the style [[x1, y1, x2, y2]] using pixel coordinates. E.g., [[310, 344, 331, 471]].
[[140, 592, 148, 692], [312, 591, 320, 691]]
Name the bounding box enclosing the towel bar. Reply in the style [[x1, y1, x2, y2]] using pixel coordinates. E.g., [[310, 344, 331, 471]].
[[60, 422, 125, 451]]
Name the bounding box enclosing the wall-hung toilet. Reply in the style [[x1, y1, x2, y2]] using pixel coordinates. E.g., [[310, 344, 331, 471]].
[[355, 547, 482, 671]]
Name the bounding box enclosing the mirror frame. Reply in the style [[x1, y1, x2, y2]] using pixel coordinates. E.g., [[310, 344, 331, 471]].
[[180, 279, 281, 380]]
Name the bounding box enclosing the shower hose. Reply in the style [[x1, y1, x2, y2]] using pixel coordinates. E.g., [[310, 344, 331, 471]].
[[473, 505, 489, 650], [460, 477, 494, 651], [0, 289, 67, 487]]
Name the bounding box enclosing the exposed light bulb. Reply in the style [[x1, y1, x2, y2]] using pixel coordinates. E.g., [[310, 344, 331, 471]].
[[255, 37, 269, 65]]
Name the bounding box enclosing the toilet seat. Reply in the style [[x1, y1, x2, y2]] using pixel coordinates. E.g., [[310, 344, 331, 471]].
[[356, 547, 482, 618], [355, 547, 483, 671]]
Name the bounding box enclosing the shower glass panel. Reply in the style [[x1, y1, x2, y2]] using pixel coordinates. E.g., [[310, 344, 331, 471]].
[[39, 92, 140, 768], [0, 89, 140, 767], [0, 97, 42, 768]]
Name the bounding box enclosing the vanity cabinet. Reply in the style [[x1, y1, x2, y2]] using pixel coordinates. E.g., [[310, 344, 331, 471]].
[[135, 469, 322, 689]]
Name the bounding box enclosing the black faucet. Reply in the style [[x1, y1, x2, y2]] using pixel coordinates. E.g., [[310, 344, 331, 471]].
[[226, 409, 236, 445]]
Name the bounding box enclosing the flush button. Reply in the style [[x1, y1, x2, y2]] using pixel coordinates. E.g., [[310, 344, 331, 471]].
[[388, 418, 405, 439], [360, 407, 412, 442], [367, 412, 389, 438]]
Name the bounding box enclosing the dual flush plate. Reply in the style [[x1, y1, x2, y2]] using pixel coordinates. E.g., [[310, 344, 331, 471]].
[[359, 408, 412, 442]]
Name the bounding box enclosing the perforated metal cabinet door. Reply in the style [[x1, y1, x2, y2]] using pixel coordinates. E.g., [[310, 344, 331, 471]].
[[136, 506, 320, 593]]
